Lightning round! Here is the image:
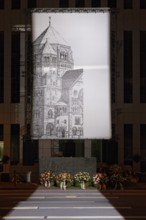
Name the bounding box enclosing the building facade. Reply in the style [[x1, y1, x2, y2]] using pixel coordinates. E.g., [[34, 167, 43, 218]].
[[32, 18, 84, 139], [0, 0, 146, 181]]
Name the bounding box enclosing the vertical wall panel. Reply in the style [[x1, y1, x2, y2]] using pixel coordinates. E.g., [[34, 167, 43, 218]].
[[0, 32, 4, 103], [124, 31, 133, 103], [10, 124, 20, 165], [11, 32, 20, 103], [140, 31, 146, 103]]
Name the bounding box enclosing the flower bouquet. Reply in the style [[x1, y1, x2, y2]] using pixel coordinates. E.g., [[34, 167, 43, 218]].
[[40, 171, 55, 188], [92, 173, 109, 190], [109, 173, 126, 189], [74, 171, 91, 189], [109, 164, 126, 189], [55, 172, 74, 189]]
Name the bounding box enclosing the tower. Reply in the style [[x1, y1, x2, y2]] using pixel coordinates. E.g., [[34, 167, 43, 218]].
[[32, 17, 75, 138]]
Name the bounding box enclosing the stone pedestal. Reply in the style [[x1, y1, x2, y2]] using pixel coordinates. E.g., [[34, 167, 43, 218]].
[[39, 157, 96, 176]]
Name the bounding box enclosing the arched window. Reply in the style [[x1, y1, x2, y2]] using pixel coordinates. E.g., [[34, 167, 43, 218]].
[[60, 52, 67, 60], [48, 109, 53, 118]]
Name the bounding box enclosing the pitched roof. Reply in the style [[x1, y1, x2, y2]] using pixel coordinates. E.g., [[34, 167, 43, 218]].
[[33, 19, 69, 46], [62, 69, 83, 90], [58, 69, 83, 104]]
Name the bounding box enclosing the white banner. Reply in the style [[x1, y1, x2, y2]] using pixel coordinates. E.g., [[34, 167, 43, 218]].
[[31, 9, 111, 139]]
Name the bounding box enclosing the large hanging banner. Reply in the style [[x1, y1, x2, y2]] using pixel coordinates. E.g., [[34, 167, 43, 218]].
[[31, 8, 111, 140]]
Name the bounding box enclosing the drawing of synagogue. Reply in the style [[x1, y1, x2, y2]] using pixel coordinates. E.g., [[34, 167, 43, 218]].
[[32, 17, 84, 139]]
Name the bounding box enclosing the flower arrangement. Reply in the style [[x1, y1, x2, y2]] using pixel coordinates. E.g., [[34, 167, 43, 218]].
[[38, 164, 137, 190], [110, 173, 126, 183], [55, 172, 74, 188], [74, 171, 91, 183], [40, 171, 55, 187], [108, 164, 126, 189], [93, 173, 109, 186], [74, 171, 91, 189], [109, 174, 126, 189]]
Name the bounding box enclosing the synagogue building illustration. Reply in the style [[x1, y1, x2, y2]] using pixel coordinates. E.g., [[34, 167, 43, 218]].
[[32, 18, 84, 139]]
